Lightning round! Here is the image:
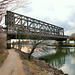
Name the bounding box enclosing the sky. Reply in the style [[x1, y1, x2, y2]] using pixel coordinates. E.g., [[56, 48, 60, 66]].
[[14, 0, 75, 35]]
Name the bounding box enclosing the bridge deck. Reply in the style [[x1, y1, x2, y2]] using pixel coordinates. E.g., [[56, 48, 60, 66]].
[[7, 31, 67, 41]]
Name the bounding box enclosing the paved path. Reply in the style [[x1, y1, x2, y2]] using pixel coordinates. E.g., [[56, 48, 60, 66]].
[[0, 49, 25, 75]]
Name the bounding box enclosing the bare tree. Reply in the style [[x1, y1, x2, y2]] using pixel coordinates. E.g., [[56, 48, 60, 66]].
[[0, 0, 29, 53], [0, 0, 29, 24], [70, 33, 75, 40], [27, 39, 56, 61], [71, 33, 75, 37], [28, 40, 43, 61]]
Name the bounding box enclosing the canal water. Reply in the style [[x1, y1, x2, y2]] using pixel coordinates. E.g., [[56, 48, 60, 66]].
[[39, 47, 75, 75]]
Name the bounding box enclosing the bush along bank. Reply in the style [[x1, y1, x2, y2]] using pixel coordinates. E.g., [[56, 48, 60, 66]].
[[0, 50, 9, 67], [15, 49, 68, 75]]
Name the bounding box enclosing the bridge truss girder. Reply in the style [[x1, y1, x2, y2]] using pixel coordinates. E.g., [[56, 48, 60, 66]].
[[5, 11, 67, 41]]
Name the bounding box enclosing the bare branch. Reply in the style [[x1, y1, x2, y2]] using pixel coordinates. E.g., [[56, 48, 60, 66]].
[[0, 0, 29, 24]]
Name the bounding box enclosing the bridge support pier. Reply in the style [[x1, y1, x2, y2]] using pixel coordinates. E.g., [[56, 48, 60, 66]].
[[74, 40, 75, 44], [66, 39, 69, 44], [64, 38, 70, 45], [7, 40, 11, 49], [56, 38, 70, 46]]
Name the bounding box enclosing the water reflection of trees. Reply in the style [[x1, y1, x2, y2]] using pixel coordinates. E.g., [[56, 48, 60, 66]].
[[70, 48, 75, 57], [39, 47, 75, 68]]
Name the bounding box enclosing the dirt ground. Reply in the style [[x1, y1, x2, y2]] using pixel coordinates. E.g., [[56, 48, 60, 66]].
[[0, 49, 25, 75]]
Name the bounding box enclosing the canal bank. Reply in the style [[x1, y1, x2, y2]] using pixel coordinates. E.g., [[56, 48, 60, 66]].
[[16, 48, 68, 75], [39, 47, 75, 75], [20, 46, 75, 75], [0, 50, 9, 67], [9, 44, 75, 75]]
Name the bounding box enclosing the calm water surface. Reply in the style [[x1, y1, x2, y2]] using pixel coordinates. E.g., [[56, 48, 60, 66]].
[[39, 47, 75, 75]]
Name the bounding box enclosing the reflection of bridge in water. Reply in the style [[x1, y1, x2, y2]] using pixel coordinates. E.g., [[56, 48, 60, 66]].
[[39, 47, 75, 68], [5, 11, 68, 41]]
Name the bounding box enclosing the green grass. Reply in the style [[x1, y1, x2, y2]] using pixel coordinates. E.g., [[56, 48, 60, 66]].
[[0, 50, 9, 64]]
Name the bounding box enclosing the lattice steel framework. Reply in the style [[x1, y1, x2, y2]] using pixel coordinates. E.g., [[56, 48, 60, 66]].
[[5, 11, 67, 40]]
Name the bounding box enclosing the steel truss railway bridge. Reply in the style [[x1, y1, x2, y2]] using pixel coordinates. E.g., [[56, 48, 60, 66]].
[[5, 11, 68, 41]]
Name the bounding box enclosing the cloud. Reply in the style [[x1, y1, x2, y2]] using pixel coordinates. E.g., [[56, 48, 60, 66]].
[[65, 29, 75, 35], [14, 0, 75, 35], [68, 22, 75, 27]]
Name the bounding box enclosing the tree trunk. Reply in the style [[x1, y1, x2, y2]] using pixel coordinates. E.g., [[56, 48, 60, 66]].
[[28, 41, 43, 61], [28, 44, 38, 61], [28, 47, 35, 61]]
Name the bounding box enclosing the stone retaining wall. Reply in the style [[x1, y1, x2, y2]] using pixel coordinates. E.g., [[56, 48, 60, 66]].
[[0, 30, 7, 52]]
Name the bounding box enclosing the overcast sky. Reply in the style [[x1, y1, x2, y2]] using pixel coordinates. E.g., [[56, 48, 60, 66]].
[[14, 0, 75, 35]]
